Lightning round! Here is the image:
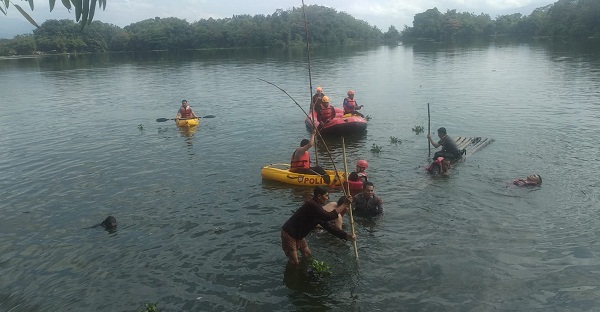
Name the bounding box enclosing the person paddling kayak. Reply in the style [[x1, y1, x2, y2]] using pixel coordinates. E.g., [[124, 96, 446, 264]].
[[176, 100, 198, 119]]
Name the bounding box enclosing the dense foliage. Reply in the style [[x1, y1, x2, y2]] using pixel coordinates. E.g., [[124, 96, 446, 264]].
[[1, 0, 106, 28], [2, 0, 599, 55], [0, 5, 387, 55], [401, 0, 600, 43]]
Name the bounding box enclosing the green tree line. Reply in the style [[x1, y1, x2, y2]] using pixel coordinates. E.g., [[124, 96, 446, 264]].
[[3, 0, 598, 55], [401, 0, 600, 43], [0, 5, 398, 56]]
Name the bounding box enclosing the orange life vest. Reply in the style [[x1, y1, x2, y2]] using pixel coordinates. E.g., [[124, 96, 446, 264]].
[[312, 93, 323, 105], [290, 151, 310, 170], [179, 106, 193, 118], [344, 97, 357, 114], [318, 103, 334, 121]]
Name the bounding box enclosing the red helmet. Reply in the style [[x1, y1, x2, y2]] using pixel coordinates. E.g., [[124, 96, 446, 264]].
[[356, 159, 368, 169]]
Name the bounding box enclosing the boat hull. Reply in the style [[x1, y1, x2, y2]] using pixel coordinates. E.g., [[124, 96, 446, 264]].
[[261, 163, 345, 187], [175, 118, 199, 127], [305, 108, 367, 135]]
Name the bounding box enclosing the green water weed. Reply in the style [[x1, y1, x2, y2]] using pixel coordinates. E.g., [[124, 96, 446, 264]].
[[412, 125, 424, 134], [310, 258, 332, 275], [371, 144, 382, 153]]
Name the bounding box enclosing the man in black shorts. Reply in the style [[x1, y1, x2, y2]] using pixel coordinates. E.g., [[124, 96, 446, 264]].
[[280, 186, 356, 266]]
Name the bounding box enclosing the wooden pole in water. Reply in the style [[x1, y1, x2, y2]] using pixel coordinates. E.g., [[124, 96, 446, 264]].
[[301, 0, 319, 166], [428, 103, 431, 157], [257, 78, 345, 186], [341, 137, 359, 259]]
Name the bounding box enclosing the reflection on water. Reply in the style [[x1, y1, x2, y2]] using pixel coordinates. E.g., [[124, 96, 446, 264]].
[[179, 126, 198, 138], [283, 264, 340, 310], [1, 41, 600, 311]]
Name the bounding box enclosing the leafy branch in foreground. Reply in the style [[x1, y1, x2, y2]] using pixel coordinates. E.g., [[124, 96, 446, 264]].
[[0, 0, 107, 28]]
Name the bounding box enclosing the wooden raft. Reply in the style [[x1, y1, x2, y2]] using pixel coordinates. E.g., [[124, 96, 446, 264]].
[[452, 136, 494, 162], [440, 136, 494, 164]]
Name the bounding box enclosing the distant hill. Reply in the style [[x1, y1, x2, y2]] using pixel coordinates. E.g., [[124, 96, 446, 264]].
[[0, 17, 35, 39]]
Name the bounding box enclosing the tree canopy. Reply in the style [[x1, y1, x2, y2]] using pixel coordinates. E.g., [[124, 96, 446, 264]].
[[1, 5, 395, 55], [401, 0, 600, 43], [2, 0, 599, 55], [1, 0, 106, 28]]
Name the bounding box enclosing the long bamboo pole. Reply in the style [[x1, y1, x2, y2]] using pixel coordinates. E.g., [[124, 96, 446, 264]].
[[341, 137, 358, 258], [301, 0, 319, 166], [258, 78, 345, 186], [428, 103, 431, 157]]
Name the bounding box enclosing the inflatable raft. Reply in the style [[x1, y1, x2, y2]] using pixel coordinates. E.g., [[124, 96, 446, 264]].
[[175, 117, 199, 127], [305, 107, 367, 135], [261, 163, 345, 187]]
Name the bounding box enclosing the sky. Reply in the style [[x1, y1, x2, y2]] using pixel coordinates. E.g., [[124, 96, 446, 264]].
[[4, 0, 557, 31]]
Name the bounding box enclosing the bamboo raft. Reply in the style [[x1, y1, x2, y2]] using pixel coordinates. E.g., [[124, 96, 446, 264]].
[[427, 136, 494, 175], [452, 136, 495, 162]]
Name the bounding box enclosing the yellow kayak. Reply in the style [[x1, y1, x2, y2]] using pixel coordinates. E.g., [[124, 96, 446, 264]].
[[175, 118, 199, 127], [261, 163, 345, 187]]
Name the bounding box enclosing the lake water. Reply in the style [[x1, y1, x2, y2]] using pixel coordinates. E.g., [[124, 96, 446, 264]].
[[1, 40, 600, 311]]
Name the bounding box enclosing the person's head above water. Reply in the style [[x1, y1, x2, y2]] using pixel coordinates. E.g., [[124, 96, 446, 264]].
[[526, 174, 542, 185], [101, 216, 117, 230]]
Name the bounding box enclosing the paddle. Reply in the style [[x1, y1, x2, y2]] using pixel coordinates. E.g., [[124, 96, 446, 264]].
[[342, 137, 359, 259], [156, 115, 215, 122]]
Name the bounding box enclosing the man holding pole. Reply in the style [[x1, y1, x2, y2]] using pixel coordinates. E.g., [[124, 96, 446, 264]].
[[427, 127, 462, 161], [290, 129, 330, 184], [281, 186, 356, 266]]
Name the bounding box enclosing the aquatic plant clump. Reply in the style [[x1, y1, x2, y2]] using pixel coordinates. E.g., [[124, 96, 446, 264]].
[[371, 144, 382, 153], [141, 303, 160, 312], [412, 125, 424, 134], [310, 258, 332, 275]]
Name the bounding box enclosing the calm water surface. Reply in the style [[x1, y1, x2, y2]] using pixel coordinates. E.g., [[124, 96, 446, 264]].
[[1, 41, 600, 311]]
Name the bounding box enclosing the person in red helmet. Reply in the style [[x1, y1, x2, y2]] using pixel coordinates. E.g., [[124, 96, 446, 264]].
[[343, 90, 364, 117], [348, 159, 369, 183], [311, 86, 325, 111]]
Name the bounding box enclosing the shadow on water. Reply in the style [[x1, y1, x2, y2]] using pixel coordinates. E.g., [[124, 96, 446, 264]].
[[0, 292, 42, 312], [261, 180, 314, 201], [318, 132, 368, 150], [179, 126, 198, 139], [283, 263, 340, 311]]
